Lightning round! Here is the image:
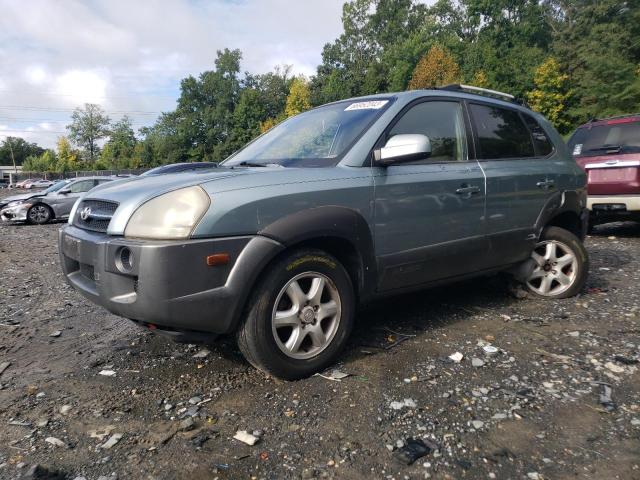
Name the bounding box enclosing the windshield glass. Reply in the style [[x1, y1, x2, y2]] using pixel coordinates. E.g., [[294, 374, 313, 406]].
[[45, 180, 70, 193], [223, 99, 391, 167], [568, 120, 640, 157]]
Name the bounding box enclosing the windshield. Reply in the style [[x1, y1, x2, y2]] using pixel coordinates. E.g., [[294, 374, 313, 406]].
[[568, 120, 640, 157], [44, 180, 70, 194], [223, 99, 392, 167]]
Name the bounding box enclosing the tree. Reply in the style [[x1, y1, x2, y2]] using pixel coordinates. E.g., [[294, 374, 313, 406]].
[[527, 58, 572, 133], [101, 116, 137, 168], [285, 77, 312, 117], [55, 136, 82, 172], [22, 150, 56, 172], [408, 44, 461, 89], [67, 103, 111, 162], [0, 137, 44, 166], [545, 0, 640, 122]]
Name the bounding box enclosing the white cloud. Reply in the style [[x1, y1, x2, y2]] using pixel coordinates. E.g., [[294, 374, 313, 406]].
[[53, 70, 109, 105], [0, 0, 346, 147]]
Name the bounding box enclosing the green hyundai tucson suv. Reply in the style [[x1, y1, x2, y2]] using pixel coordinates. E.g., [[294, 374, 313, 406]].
[[59, 85, 589, 379]]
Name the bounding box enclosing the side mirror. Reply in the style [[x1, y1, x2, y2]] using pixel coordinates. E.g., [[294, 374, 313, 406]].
[[59, 188, 71, 194], [375, 134, 431, 166]]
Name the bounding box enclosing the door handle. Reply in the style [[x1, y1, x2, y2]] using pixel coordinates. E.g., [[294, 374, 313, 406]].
[[536, 179, 555, 189], [455, 185, 481, 195]]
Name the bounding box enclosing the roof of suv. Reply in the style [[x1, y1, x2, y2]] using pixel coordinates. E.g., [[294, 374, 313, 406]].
[[576, 113, 640, 128]]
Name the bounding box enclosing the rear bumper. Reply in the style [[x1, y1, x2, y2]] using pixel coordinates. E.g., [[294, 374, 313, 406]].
[[58, 225, 284, 334], [588, 195, 640, 212]]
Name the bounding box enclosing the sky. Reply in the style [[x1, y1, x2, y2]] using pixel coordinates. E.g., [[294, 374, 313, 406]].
[[0, 0, 346, 148]]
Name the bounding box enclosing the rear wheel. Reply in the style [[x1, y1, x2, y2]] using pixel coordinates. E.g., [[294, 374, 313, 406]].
[[27, 204, 53, 225], [237, 248, 355, 380], [525, 226, 588, 299]]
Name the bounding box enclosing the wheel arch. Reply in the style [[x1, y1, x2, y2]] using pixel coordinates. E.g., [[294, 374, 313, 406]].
[[257, 206, 377, 301], [535, 190, 588, 240]]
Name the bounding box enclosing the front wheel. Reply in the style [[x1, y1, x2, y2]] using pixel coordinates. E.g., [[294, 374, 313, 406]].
[[237, 248, 355, 380], [27, 204, 53, 225], [524, 226, 589, 299]]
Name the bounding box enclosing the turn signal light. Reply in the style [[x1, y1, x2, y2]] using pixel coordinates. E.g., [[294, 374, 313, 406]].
[[206, 253, 230, 266]]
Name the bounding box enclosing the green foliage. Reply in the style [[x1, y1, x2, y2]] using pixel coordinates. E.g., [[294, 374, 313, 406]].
[[22, 150, 57, 172], [408, 44, 461, 89], [0, 137, 44, 166], [285, 77, 312, 117], [527, 58, 572, 133], [54, 136, 82, 173]]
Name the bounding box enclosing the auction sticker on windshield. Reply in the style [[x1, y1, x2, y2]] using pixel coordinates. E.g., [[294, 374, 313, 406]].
[[344, 100, 389, 111]]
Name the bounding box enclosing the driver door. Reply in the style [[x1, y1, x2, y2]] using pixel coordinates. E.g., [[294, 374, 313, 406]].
[[373, 99, 488, 291]]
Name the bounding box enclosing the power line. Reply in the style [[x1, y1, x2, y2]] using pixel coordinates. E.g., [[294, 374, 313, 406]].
[[0, 105, 162, 115], [0, 88, 177, 100]]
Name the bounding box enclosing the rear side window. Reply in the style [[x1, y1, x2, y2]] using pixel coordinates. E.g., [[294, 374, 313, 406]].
[[470, 104, 535, 159], [522, 114, 553, 156]]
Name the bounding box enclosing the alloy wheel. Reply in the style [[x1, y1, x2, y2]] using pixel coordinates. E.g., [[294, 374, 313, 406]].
[[29, 205, 49, 223], [526, 240, 578, 296], [271, 272, 342, 360]]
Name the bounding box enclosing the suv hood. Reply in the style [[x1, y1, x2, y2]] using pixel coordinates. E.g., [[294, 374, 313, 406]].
[[81, 166, 366, 235]]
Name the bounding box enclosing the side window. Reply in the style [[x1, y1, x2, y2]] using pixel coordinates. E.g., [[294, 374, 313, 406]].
[[388, 101, 468, 163], [69, 180, 94, 193], [470, 104, 535, 159], [522, 113, 553, 156]]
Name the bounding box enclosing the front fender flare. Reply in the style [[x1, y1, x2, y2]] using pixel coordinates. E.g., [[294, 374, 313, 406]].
[[258, 206, 377, 298]]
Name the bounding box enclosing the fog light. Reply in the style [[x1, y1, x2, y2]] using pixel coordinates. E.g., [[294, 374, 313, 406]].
[[116, 246, 134, 273]]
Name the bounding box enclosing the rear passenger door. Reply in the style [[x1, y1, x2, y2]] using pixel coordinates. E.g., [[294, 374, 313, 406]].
[[373, 99, 489, 291], [468, 102, 557, 266]]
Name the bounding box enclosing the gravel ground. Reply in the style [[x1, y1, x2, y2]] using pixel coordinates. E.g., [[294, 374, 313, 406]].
[[1, 189, 639, 480]]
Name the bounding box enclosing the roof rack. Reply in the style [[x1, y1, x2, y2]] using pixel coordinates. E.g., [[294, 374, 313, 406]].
[[439, 84, 523, 105]]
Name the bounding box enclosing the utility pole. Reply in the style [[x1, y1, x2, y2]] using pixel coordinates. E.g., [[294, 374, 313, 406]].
[[8, 137, 17, 174]]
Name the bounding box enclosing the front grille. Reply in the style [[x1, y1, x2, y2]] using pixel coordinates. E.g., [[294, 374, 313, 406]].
[[74, 199, 118, 233]]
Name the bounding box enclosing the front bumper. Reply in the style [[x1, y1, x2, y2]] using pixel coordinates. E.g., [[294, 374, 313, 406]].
[[59, 225, 284, 334], [0, 204, 28, 221]]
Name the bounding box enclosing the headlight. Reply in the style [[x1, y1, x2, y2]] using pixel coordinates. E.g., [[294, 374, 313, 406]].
[[124, 186, 210, 239], [7, 200, 27, 207]]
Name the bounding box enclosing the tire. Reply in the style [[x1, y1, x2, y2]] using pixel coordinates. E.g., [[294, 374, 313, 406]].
[[237, 248, 355, 380], [27, 204, 53, 225], [524, 226, 589, 299]]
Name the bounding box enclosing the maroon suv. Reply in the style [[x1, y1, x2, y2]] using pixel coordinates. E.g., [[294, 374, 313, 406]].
[[568, 114, 640, 225]]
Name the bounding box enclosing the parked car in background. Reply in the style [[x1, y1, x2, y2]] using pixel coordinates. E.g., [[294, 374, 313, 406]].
[[1, 176, 115, 224], [140, 162, 218, 176], [14, 178, 41, 189], [569, 114, 640, 226], [26, 179, 54, 189], [0, 180, 8, 189], [59, 86, 589, 379]]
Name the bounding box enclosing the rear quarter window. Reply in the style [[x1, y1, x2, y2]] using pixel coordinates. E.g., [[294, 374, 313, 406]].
[[522, 113, 553, 156], [470, 103, 535, 159]]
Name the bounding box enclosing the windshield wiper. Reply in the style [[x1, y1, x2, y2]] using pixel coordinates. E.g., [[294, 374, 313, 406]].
[[585, 144, 622, 153], [234, 161, 283, 168], [237, 161, 269, 167]]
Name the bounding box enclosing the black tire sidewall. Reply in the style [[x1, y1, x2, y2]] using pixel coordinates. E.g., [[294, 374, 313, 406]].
[[526, 226, 589, 299], [243, 249, 355, 380]]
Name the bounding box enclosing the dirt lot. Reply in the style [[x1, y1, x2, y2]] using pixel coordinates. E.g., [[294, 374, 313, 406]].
[[1, 189, 639, 480]]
